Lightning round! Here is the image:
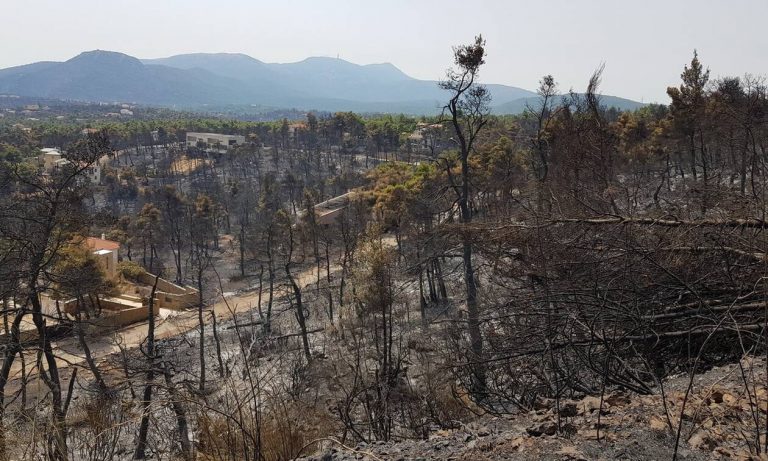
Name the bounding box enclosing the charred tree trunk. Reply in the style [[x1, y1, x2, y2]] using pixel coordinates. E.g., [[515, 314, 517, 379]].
[[0, 311, 25, 460], [211, 312, 225, 378], [75, 309, 108, 393], [134, 277, 159, 459], [162, 362, 193, 461]]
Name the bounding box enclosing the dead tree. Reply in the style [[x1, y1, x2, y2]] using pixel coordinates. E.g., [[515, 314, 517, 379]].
[[279, 211, 311, 362]]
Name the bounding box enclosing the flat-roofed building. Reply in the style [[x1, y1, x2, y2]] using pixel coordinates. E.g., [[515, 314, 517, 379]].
[[186, 132, 245, 151], [85, 235, 120, 280], [39, 148, 67, 169], [38, 147, 102, 184]]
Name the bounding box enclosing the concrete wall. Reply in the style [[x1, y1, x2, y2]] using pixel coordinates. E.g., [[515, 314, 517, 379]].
[[85, 305, 157, 332], [155, 292, 198, 310], [136, 272, 185, 294], [43, 271, 198, 336], [317, 207, 346, 226], [0, 317, 42, 343], [99, 296, 143, 312], [135, 272, 199, 310]]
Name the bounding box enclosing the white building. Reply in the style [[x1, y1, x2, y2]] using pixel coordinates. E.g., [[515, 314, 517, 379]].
[[38, 147, 101, 184], [85, 235, 120, 280], [83, 164, 101, 183], [39, 148, 67, 170], [186, 132, 245, 151]]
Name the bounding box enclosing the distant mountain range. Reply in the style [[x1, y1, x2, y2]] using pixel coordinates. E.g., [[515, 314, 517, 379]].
[[0, 50, 646, 115]]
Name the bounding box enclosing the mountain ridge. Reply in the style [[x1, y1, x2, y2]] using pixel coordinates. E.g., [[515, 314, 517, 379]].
[[0, 50, 645, 114]]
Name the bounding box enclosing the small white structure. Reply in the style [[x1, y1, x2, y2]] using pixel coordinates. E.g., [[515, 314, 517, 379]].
[[186, 132, 245, 151], [119, 108, 133, 116]]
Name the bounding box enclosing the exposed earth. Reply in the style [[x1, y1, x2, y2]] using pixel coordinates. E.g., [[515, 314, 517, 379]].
[[296, 356, 768, 461]]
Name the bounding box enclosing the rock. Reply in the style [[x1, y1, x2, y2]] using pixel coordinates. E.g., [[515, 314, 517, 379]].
[[723, 393, 739, 407], [508, 436, 527, 450], [649, 415, 668, 432], [740, 399, 756, 412], [432, 440, 449, 450], [557, 445, 588, 461], [710, 389, 725, 404], [561, 423, 578, 436], [580, 396, 605, 414], [689, 430, 718, 451], [532, 396, 553, 410], [559, 402, 578, 417], [713, 446, 733, 458], [477, 427, 491, 437], [526, 420, 558, 436], [605, 393, 631, 407], [732, 449, 768, 461]]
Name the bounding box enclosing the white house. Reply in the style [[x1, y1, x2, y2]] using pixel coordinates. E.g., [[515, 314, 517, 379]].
[[38, 147, 102, 184], [39, 148, 65, 170], [83, 164, 102, 183], [186, 132, 245, 151]]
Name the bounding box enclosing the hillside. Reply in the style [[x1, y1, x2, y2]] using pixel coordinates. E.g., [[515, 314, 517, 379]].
[[0, 51, 264, 105], [0, 50, 645, 114], [144, 53, 537, 105], [296, 357, 768, 460], [493, 93, 647, 114]]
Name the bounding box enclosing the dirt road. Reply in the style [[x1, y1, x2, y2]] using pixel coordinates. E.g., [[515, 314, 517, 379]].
[[5, 261, 331, 387]]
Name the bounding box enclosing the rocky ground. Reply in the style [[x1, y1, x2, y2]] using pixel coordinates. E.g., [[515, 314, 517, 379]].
[[298, 356, 768, 461]]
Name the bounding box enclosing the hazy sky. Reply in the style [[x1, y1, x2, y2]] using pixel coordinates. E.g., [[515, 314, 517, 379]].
[[4, 0, 767, 103]]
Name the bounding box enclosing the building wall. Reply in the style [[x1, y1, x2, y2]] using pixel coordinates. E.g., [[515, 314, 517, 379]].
[[84, 164, 101, 184], [135, 271, 199, 310], [93, 249, 118, 279], [39, 150, 101, 184], [186, 132, 246, 150], [84, 305, 157, 332], [317, 207, 346, 226], [39, 151, 63, 170]]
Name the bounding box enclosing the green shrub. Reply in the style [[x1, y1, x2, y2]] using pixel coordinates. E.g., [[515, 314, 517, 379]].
[[117, 260, 144, 281]]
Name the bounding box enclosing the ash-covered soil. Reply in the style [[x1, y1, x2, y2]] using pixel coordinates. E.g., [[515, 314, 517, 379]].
[[298, 356, 768, 461]]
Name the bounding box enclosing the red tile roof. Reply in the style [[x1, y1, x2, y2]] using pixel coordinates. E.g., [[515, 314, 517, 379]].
[[85, 237, 120, 252]]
